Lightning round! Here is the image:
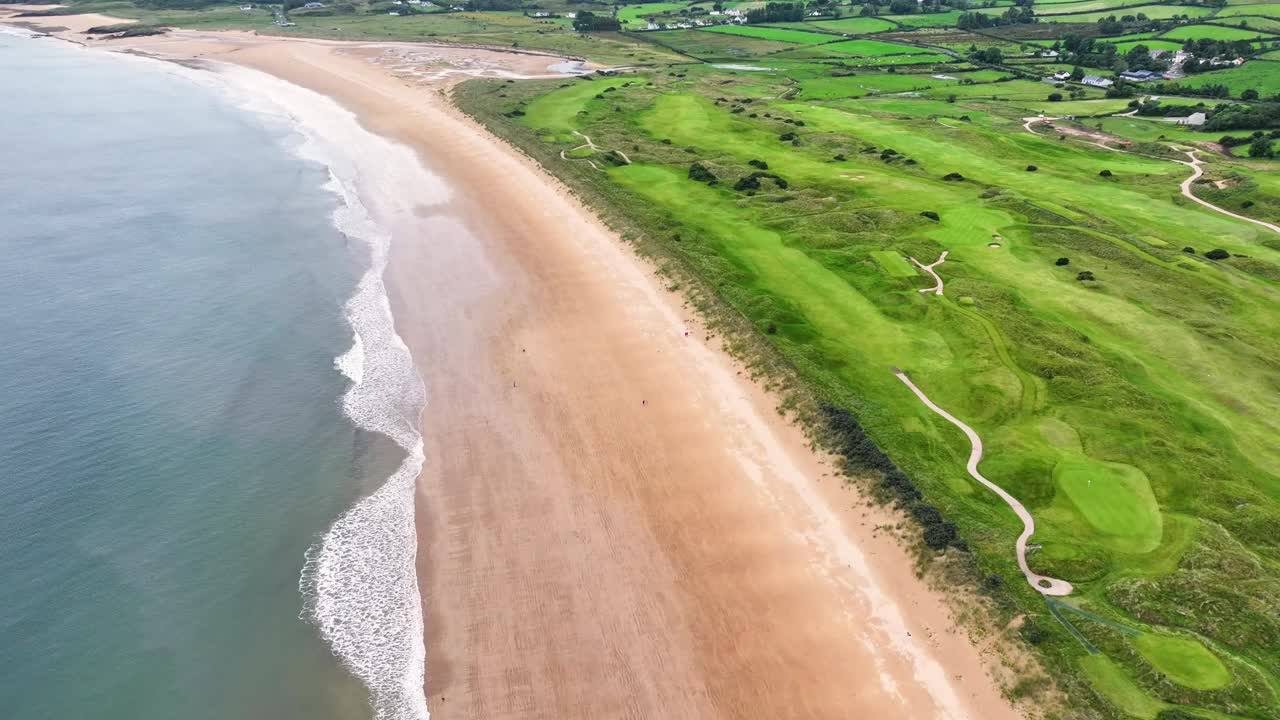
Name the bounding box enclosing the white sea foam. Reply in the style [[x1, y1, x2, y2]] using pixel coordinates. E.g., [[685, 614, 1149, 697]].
[[335, 331, 366, 385], [178, 62, 451, 720]]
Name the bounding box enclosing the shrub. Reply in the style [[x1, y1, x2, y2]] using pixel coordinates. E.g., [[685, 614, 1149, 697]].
[[942, 172, 964, 181], [687, 162, 718, 185], [779, 131, 797, 142], [1242, 200, 1254, 208], [1047, 93, 1063, 102], [1205, 248, 1230, 260], [920, 211, 940, 221], [734, 171, 788, 191], [923, 522, 957, 550], [1183, 246, 1195, 254], [748, 159, 768, 170], [766, 322, 778, 334], [1099, 169, 1113, 177], [1055, 257, 1069, 266], [1077, 270, 1096, 281], [833, 154, 846, 161], [1026, 165, 1037, 171]]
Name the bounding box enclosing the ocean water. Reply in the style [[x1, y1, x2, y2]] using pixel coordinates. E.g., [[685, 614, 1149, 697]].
[[0, 30, 426, 720]]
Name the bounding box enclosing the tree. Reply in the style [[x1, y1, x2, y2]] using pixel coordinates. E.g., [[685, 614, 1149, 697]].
[[1069, 65, 1085, 81], [1248, 136, 1274, 158], [889, 0, 915, 13], [1055, 257, 1069, 265], [1242, 89, 1259, 101], [1047, 92, 1063, 101], [1205, 248, 1230, 260], [860, 2, 876, 15]]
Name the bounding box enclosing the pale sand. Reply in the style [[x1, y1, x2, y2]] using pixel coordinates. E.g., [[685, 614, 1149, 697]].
[[5, 15, 1030, 719]]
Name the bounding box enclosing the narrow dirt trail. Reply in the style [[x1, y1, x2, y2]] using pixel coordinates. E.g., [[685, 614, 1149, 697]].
[[894, 370, 1073, 596], [1021, 117, 1278, 234], [1173, 148, 1280, 234], [561, 130, 631, 166], [909, 251, 948, 295]]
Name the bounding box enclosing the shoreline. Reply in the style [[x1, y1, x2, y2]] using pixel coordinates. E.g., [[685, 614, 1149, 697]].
[[6, 14, 1031, 719]]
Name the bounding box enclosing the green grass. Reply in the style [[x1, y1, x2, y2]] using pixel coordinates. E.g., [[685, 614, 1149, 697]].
[[801, 16, 900, 34], [1112, 39, 1186, 53], [456, 54, 1280, 720], [520, 76, 631, 141], [1215, 3, 1280, 17], [702, 23, 840, 44], [1159, 23, 1278, 40], [639, 27, 799, 58], [873, 250, 918, 276], [882, 10, 965, 27], [1171, 60, 1280, 98], [1036, 0, 1157, 15], [1047, 4, 1215, 22], [1133, 634, 1233, 690], [616, 2, 686, 27], [1055, 459, 1162, 553], [1079, 654, 1168, 718]]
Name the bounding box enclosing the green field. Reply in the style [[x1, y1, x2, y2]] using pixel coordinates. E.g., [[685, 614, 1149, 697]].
[[458, 48, 1280, 718], [641, 27, 800, 58], [1172, 60, 1280, 97], [1215, 2, 1280, 16], [702, 23, 839, 44], [801, 16, 899, 34], [616, 2, 686, 27], [1047, 3, 1215, 22], [1159, 22, 1279, 40]]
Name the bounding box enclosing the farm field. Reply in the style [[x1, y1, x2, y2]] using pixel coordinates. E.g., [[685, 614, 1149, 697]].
[[1159, 22, 1280, 40], [796, 16, 899, 34], [1172, 59, 1280, 96], [702, 23, 837, 44], [457, 40, 1280, 718], [1045, 4, 1215, 22], [641, 27, 800, 58]]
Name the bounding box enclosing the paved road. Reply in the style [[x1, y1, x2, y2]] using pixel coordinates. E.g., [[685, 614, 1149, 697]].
[[894, 370, 1073, 596]]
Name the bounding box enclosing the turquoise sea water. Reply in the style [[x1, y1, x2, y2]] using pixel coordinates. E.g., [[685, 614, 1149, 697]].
[[0, 31, 402, 719]]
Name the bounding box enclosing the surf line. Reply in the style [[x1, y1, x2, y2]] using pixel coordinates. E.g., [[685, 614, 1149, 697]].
[[893, 369, 1072, 596]]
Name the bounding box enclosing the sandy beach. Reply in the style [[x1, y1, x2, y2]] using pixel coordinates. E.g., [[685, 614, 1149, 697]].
[[4, 12, 1030, 719]]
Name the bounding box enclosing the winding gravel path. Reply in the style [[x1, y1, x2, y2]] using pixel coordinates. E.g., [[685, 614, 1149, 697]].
[[1022, 117, 1278, 235], [909, 251, 948, 295], [894, 370, 1073, 596], [1172, 148, 1280, 235]]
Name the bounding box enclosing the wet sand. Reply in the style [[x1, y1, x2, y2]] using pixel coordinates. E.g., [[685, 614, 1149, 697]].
[[4, 14, 1028, 719]]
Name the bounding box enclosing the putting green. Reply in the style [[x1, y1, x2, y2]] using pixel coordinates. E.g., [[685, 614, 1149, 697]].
[[1134, 634, 1232, 690], [872, 250, 917, 277], [1055, 459, 1162, 553]]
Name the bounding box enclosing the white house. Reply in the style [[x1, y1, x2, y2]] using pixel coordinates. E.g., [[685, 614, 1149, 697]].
[[1178, 112, 1207, 126], [1082, 75, 1114, 88], [1052, 70, 1071, 81]]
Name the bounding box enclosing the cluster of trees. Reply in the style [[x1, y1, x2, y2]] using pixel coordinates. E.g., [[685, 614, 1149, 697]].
[[956, 6, 1035, 29], [1181, 39, 1257, 73], [969, 47, 1005, 64], [746, 1, 805, 23], [572, 10, 620, 31], [1202, 102, 1280, 131], [1221, 130, 1280, 158], [820, 403, 961, 551]]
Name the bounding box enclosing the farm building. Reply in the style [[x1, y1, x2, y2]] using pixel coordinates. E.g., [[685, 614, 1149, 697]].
[[1082, 75, 1114, 88]]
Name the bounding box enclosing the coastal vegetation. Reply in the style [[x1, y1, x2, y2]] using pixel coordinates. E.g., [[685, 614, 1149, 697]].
[[17, 0, 1280, 716], [442, 3, 1280, 716]]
